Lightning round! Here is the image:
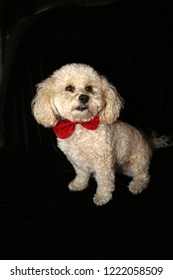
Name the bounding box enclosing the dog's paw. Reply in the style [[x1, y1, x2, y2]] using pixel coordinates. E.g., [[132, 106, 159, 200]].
[[68, 180, 87, 192], [128, 180, 148, 195], [93, 192, 112, 206]]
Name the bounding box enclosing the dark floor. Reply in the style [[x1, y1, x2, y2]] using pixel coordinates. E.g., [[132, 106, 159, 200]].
[[0, 145, 173, 260]]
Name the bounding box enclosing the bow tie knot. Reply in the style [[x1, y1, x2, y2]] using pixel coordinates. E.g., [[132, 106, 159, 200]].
[[53, 115, 100, 139]]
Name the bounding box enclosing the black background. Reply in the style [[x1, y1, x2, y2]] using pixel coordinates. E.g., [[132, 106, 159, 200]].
[[0, 0, 173, 259]]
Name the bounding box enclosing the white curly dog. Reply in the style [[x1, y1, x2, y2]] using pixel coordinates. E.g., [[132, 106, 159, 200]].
[[32, 63, 169, 206]]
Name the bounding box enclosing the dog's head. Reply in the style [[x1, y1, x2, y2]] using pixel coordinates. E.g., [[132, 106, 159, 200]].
[[31, 63, 124, 127]]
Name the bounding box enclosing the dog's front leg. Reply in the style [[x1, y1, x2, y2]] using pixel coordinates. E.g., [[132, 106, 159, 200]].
[[68, 164, 90, 192], [93, 167, 115, 206]]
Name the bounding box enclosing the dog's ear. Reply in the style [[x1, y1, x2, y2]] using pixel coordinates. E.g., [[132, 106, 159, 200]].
[[31, 77, 60, 127], [99, 76, 124, 124]]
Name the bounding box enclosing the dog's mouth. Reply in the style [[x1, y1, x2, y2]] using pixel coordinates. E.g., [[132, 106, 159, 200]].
[[76, 105, 88, 111]]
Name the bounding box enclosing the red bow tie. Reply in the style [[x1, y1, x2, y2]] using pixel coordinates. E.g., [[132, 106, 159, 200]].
[[52, 115, 100, 139]]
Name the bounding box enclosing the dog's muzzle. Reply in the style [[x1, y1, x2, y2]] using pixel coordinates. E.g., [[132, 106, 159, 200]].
[[76, 94, 89, 111]]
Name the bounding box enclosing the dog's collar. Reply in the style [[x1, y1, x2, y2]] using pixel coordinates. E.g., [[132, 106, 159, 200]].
[[52, 115, 100, 139]]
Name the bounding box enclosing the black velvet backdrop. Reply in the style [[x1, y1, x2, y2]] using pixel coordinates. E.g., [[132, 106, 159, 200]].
[[0, 0, 173, 259]]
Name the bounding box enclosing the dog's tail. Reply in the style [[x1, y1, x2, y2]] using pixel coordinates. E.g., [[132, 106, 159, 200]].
[[151, 131, 173, 150]]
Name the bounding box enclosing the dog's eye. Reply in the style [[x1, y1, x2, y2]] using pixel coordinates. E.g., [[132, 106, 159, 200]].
[[65, 85, 75, 92], [85, 85, 93, 92]]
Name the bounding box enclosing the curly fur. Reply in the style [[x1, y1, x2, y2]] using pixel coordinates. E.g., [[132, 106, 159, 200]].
[[32, 63, 157, 206]]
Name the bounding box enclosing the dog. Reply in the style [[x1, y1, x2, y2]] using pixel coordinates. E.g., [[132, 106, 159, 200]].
[[31, 63, 169, 206]]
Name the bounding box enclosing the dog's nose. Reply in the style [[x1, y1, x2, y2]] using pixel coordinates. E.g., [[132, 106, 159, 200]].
[[79, 94, 89, 104]]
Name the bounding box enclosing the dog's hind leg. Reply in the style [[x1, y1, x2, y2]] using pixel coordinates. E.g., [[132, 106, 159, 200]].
[[128, 172, 150, 194], [123, 154, 151, 194]]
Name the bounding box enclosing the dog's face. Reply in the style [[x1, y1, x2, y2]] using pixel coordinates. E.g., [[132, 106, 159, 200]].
[[52, 64, 105, 122], [32, 63, 124, 127]]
